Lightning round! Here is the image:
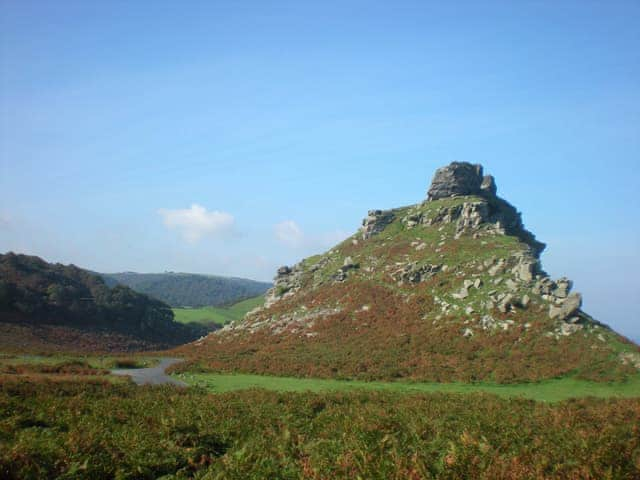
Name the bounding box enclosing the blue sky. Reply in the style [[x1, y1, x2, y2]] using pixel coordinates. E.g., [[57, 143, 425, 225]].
[[1, 1, 639, 340]]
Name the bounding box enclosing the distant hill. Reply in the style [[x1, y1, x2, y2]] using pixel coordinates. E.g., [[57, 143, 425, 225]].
[[0, 252, 200, 352], [101, 272, 271, 307], [182, 162, 640, 383]]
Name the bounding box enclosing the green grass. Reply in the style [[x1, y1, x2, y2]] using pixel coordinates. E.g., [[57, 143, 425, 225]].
[[172, 295, 264, 326], [176, 371, 640, 402]]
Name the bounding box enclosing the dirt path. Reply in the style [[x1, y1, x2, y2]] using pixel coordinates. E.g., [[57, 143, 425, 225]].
[[111, 357, 186, 386]]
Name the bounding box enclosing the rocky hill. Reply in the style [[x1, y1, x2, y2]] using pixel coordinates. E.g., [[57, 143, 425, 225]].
[[179, 162, 640, 383], [102, 272, 271, 307], [0, 253, 200, 352]]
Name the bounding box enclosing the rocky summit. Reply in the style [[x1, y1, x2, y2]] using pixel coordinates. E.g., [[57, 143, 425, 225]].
[[182, 162, 640, 383], [427, 161, 495, 200]]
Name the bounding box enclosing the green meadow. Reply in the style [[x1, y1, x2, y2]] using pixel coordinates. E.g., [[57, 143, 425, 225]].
[[172, 295, 264, 327], [177, 371, 640, 402], [5, 353, 640, 403]]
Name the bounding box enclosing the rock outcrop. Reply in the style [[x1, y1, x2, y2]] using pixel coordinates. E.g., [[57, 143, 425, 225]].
[[264, 264, 304, 308], [361, 210, 395, 240], [420, 162, 546, 255], [427, 162, 497, 201]]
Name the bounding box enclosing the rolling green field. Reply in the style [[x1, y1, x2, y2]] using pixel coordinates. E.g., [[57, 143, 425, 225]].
[[172, 295, 264, 327], [176, 371, 640, 402]]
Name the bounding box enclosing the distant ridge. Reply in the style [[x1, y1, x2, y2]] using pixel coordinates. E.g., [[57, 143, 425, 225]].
[[0, 252, 199, 352], [102, 272, 271, 308]]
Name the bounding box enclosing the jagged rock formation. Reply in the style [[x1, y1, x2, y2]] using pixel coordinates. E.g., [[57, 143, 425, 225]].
[[361, 209, 395, 240], [182, 162, 639, 383], [427, 162, 496, 200]]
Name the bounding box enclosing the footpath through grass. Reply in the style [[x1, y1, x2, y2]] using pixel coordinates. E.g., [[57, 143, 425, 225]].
[[172, 295, 264, 327], [177, 371, 640, 402]]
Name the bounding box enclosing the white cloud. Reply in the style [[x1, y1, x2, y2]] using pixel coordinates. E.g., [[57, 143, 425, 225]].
[[158, 204, 235, 243], [275, 220, 304, 248], [275, 220, 348, 250]]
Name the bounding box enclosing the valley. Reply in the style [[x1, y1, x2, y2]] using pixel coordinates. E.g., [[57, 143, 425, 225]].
[[172, 295, 265, 329], [2, 162, 639, 479]]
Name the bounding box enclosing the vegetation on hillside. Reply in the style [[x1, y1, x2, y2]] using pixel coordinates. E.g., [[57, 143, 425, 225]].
[[0, 253, 199, 351], [178, 196, 640, 383], [1, 379, 639, 479], [102, 272, 271, 307], [173, 295, 264, 328]]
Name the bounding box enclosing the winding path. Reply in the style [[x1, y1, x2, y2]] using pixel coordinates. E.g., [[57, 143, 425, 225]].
[[111, 357, 186, 386]]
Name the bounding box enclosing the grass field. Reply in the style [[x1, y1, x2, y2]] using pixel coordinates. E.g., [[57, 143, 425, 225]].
[[177, 371, 640, 402], [172, 295, 264, 326], [5, 353, 640, 402]]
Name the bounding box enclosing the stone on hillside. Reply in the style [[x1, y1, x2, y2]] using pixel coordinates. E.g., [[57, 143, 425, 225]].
[[341, 256, 357, 271], [455, 201, 490, 235], [333, 270, 347, 282], [265, 264, 304, 307], [452, 287, 469, 300], [277, 266, 292, 277], [619, 352, 640, 370], [488, 260, 506, 277], [427, 162, 486, 201], [463, 328, 474, 338], [549, 292, 582, 321], [394, 262, 441, 284], [558, 323, 583, 336], [554, 278, 573, 298], [498, 294, 515, 313], [480, 315, 496, 330], [521, 294, 531, 308], [506, 279, 519, 291], [481, 175, 497, 196], [533, 277, 555, 295], [513, 260, 536, 282], [361, 209, 395, 239]]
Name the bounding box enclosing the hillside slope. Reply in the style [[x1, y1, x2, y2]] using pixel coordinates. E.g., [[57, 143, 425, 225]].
[[180, 162, 640, 383], [173, 295, 265, 328], [102, 272, 271, 307], [0, 253, 198, 352]]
